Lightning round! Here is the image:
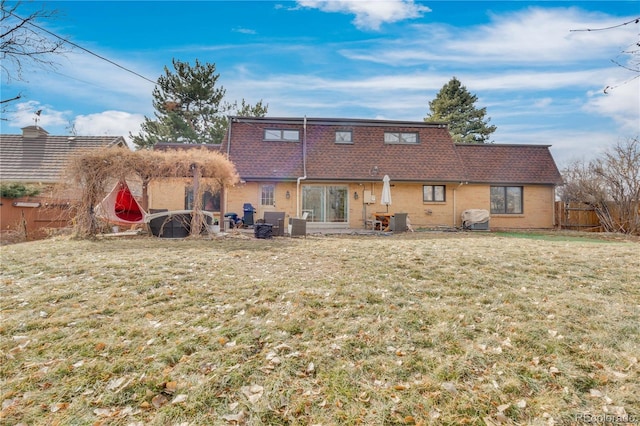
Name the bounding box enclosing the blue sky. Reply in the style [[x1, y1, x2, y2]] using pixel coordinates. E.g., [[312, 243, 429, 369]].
[[2, 1, 639, 167]]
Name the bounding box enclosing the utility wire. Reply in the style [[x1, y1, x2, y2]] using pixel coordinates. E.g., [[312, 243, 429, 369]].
[[6, 9, 157, 85], [570, 17, 640, 32]]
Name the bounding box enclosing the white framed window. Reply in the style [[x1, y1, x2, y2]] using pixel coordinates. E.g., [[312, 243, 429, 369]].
[[335, 131, 352, 144], [264, 129, 300, 141], [261, 184, 275, 206], [384, 132, 418, 144], [491, 186, 523, 214], [423, 185, 446, 202]]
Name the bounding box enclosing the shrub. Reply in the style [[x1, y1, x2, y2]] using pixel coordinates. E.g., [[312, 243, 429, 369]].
[[0, 183, 41, 198]]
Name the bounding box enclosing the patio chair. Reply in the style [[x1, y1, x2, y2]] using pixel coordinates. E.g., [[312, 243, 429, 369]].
[[263, 212, 286, 236]]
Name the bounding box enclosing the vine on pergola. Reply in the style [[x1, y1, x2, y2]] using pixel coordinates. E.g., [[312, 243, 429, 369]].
[[62, 147, 239, 237]]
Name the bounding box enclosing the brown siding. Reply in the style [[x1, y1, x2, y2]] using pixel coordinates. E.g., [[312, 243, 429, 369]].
[[0, 196, 74, 242]]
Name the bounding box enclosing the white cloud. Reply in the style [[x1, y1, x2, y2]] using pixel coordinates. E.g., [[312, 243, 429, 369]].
[[339, 8, 638, 65], [296, 0, 430, 30], [74, 111, 144, 147], [584, 77, 640, 134], [447, 7, 637, 63], [233, 27, 257, 35], [5, 101, 70, 130], [495, 125, 618, 167], [4, 103, 144, 147]]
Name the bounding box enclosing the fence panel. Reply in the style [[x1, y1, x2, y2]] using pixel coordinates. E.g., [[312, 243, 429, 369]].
[[555, 202, 603, 232]]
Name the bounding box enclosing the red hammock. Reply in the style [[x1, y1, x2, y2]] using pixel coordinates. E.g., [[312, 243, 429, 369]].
[[95, 181, 146, 225]]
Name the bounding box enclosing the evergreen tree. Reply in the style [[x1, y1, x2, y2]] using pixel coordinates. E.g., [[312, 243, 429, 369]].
[[424, 77, 496, 143], [132, 59, 267, 149]]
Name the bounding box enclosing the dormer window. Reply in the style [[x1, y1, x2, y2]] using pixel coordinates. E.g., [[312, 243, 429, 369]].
[[384, 132, 418, 144], [264, 129, 300, 141]]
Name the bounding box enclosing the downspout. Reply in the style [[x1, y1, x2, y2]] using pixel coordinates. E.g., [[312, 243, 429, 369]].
[[222, 116, 233, 229], [453, 181, 466, 228], [296, 116, 308, 218]]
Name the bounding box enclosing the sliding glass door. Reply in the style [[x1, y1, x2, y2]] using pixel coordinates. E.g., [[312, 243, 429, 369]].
[[301, 185, 348, 223]]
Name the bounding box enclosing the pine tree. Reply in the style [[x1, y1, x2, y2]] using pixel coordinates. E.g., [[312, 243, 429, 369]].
[[132, 59, 267, 149], [424, 77, 496, 143]]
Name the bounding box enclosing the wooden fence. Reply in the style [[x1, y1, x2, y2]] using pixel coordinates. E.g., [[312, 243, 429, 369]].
[[555, 202, 603, 232], [0, 196, 74, 242]]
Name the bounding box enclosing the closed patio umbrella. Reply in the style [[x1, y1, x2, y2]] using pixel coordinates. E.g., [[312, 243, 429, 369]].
[[381, 174, 392, 212]]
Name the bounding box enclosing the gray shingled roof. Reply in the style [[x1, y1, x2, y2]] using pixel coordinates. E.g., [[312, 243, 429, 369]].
[[0, 126, 127, 183]]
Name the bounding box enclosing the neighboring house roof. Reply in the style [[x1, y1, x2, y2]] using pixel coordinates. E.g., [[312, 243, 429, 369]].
[[0, 126, 127, 183], [222, 116, 562, 185], [455, 143, 563, 185]]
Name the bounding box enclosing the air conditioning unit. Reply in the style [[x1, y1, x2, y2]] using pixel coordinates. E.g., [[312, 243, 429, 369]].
[[462, 209, 490, 230]]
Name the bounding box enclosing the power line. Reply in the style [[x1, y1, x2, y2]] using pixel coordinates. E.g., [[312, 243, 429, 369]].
[[6, 9, 157, 85], [570, 17, 640, 32]]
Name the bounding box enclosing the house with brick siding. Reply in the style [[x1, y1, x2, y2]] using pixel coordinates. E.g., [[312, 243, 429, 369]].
[[151, 116, 563, 231]]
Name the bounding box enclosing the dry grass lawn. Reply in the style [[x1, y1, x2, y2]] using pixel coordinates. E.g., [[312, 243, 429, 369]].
[[1, 231, 639, 425]]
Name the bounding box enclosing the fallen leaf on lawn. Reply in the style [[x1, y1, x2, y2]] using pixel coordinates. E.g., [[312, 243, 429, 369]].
[[171, 394, 187, 404], [265, 352, 281, 365], [590, 389, 603, 398], [107, 377, 127, 391], [495, 412, 508, 423], [358, 392, 370, 402], [497, 403, 510, 412], [222, 411, 245, 423], [50, 402, 69, 412], [603, 405, 627, 416], [549, 366, 560, 375], [274, 343, 292, 352], [94, 408, 114, 417], [95, 342, 106, 351], [164, 381, 178, 393], [241, 384, 264, 404], [404, 415, 416, 424], [441, 382, 457, 394], [151, 394, 168, 408]]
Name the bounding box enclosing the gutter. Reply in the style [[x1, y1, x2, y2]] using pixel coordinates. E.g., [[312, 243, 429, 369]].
[[296, 116, 308, 218]]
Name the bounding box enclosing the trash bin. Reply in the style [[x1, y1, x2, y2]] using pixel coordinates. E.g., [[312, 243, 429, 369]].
[[224, 212, 241, 229], [254, 223, 273, 239], [243, 203, 256, 226]]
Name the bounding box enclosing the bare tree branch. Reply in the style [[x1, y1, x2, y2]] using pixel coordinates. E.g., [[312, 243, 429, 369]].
[[0, 0, 66, 104]]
